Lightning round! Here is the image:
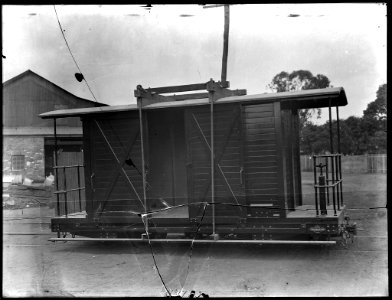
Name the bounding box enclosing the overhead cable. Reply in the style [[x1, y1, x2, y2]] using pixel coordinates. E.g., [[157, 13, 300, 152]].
[[53, 5, 99, 103]]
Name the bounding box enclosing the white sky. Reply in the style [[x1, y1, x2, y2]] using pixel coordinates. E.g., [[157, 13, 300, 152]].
[[2, 4, 387, 124]]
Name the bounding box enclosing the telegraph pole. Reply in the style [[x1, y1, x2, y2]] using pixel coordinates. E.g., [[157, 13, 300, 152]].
[[221, 5, 230, 84]]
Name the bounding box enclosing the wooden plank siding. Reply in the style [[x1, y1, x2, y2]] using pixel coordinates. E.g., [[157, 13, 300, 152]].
[[186, 104, 246, 220], [281, 107, 303, 209], [242, 103, 285, 218], [85, 112, 145, 220], [281, 109, 294, 210], [80, 101, 301, 223], [291, 108, 303, 207], [146, 109, 188, 211]]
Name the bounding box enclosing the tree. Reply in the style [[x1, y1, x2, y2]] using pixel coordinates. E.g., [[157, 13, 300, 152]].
[[300, 123, 330, 155], [363, 83, 387, 122], [362, 84, 387, 153], [299, 83, 387, 155], [363, 83, 387, 133], [268, 70, 332, 127]]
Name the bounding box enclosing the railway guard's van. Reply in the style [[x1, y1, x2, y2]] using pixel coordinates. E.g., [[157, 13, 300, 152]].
[[40, 80, 356, 245]]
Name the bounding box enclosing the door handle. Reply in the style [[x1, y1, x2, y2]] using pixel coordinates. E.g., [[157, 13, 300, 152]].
[[240, 167, 244, 186]]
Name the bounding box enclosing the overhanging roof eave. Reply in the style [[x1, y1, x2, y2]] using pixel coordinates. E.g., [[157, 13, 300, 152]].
[[40, 87, 348, 119]]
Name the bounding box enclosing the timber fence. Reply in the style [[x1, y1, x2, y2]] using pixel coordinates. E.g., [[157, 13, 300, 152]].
[[301, 154, 387, 174]]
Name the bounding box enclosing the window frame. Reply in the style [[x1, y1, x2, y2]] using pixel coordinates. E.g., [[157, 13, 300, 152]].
[[11, 155, 25, 171]]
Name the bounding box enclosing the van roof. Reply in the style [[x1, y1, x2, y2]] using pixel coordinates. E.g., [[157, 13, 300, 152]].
[[40, 87, 347, 119]]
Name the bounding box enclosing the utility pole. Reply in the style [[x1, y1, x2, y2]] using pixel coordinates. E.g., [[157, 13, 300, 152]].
[[221, 5, 230, 84], [203, 4, 231, 85]]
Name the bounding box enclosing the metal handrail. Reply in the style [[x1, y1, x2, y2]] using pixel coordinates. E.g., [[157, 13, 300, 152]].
[[314, 180, 342, 188], [53, 187, 85, 194], [313, 154, 344, 216], [54, 164, 85, 216], [313, 154, 342, 157], [53, 164, 85, 169]]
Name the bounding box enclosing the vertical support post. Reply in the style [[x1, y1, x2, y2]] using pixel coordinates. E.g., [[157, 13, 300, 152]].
[[210, 89, 216, 236], [77, 165, 82, 212], [328, 99, 337, 216], [53, 118, 60, 216], [336, 106, 343, 207], [336, 106, 341, 154], [313, 156, 319, 216], [339, 154, 343, 206], [138, 97, 148, 233], [63, 167, 68, 217], [207, 80, 217, 238], [328, 99, 334, 154], [318, 170, 327, 215], [335, 156, 340, 210], [325, 156, 329, 206]]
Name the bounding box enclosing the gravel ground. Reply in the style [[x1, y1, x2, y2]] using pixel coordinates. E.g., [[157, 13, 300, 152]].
[[2, 173, 388, 297]]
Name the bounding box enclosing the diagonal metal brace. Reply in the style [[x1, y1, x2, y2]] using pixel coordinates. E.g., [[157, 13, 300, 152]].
[[191, 113, 242, 211], [94, 120, 145, 210]]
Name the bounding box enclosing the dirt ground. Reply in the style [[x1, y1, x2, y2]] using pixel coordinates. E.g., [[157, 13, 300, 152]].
[[3, 173, 388, 297]]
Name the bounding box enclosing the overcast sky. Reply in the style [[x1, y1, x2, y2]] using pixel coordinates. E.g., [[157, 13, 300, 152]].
[[2, 4, 387, 124]]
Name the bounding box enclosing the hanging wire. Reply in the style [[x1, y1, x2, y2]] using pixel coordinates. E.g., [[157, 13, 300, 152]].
[[179, 202, 208, 296], [53, 5, 99, 103], [140, 213, 172, 296]]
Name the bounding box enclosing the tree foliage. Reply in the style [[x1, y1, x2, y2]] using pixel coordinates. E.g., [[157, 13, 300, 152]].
[[300, 84, 387, 155], [268, 70, 331, 127], [363, 83, 387, 121], [269, 70, 331, 92]]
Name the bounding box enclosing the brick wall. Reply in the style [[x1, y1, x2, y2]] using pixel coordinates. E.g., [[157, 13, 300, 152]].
[[3, 136, 45, 181]]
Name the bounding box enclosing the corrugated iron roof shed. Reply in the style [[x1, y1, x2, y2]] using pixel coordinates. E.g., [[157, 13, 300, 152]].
[[4, 69, 108, 107], [40, 87, 347, 119]]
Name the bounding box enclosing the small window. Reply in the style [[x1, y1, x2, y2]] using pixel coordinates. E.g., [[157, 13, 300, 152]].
[[11, 155, 25, 171]]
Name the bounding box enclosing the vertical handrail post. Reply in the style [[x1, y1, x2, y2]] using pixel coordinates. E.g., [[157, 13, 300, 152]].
[[339, 154, 343, 206], [325, 156, 329, 206], [63, 166, 68, 217], [336, 106, 343, 207], [53, 118, 60, 216], [335, 156, 340, 210], [328, 99, 334, 154], [313, 156, 319, 216], [328, 99, 337, 216], [138, 96, 148, 233], [77, 165, 82, 212], [207, 80, 216, 237]]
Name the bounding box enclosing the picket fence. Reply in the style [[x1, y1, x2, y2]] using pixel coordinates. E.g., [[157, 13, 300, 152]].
[[300, 154, 387, 174]]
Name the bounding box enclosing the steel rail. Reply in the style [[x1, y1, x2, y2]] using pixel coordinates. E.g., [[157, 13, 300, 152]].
[[48, 238, 336, 245], [48, 237, 336, 245]]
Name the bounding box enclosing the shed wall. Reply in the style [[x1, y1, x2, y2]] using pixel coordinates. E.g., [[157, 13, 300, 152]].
[[3, 73, 99, 128], [3, 136, 45, 181]]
